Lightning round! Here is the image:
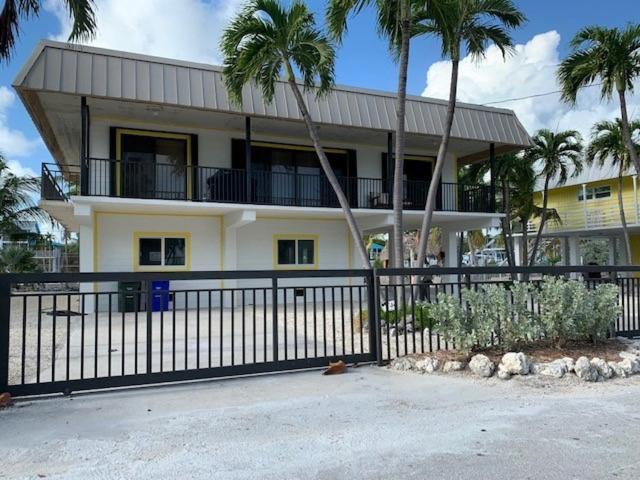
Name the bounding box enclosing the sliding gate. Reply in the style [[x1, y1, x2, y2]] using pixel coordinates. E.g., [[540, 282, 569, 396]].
[[0, 270, 377, 397]]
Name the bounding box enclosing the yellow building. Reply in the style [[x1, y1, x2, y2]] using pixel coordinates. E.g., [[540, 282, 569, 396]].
[[531, 160, 639, 265]]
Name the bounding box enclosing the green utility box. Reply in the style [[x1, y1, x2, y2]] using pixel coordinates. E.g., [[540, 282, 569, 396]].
[[118, 281, 144, 312]]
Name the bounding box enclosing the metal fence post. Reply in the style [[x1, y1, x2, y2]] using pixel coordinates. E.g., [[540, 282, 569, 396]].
[[367, 270, 381, 366], [145, 280, 153, 374], [272, 277, 279, 364], [0, 277, 11, 392]]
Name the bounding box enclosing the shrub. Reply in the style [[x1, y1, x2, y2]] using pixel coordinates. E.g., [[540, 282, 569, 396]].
[[430, 292, 470, 350], [580, 283, 620, 343], [500, 281, 540, 349]]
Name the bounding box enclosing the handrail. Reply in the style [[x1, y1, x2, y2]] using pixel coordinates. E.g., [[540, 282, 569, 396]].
[[45, 158, 500, 214]]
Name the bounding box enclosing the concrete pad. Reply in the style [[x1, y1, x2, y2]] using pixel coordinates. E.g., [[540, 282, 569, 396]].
[[2, 367, 640, 479]]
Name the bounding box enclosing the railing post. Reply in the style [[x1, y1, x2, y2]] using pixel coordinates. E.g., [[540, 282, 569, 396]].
[[272, 277, 279, 364], [0, 277, 11, 392], [367, 270, 381, 365], [145, 280, 153, 374], [489, 142, 496, 212], [80, 96, 88, 196]]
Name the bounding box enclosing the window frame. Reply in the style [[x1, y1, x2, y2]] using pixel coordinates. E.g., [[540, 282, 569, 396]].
[[133, 232, 191, 271], [577, 185, 611, 201], [114, 128, 194, 199], [273, 234, 319, 270]]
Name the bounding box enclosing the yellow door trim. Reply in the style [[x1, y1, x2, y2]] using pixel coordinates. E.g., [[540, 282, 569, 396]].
[[115, 128, 193, 199]]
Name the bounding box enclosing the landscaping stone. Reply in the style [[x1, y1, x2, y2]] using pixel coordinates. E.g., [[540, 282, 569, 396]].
[[535, 361, 567, 379], [574, 356, 599, 382], [497, 364, 511, 380], [469, 354, 495, 378], [619, 351, 640, 361], [500, 352, 530, 375], [590, 357, 614, 379], [609, 361, 626, 378], [389, 327, 397, 338], [415, 357, 439, 374], [562, 357, 575, 373], [617, 358, 640, 376], [390, 357, 416, 371], [442, 361, 465, 373]]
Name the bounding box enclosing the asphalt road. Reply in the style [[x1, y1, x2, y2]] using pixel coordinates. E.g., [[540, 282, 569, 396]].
[[2, 367, 640, 479]]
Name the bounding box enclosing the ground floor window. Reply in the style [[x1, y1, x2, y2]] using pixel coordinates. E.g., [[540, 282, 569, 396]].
[[134, 232, 190, 271], [274, 235, 318, 269]]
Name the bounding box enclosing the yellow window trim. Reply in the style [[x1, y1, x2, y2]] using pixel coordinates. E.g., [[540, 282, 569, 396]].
[[133, 231, 192, 272], [115, 128, 193, 198], [273, 234, 319, 270]]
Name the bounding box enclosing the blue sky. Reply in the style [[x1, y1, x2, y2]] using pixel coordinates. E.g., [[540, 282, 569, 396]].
[[1, 0, 639, 178]]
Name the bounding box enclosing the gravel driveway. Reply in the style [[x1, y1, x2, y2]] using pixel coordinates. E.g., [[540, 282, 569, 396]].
[[2, 367, 640, 479]]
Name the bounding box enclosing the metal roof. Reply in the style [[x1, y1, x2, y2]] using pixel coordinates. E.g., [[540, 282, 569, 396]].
[[537, 157, 636, 191], [14, 41, 531, 148]]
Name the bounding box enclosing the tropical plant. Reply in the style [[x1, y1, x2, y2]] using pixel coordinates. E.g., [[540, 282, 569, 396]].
[[221, 0, 370, 268], [0, 245, 39, 273], [415, 0, 526, 268], [558, 24, 640, 180], [526, 129, 583, 266], [586, 118, 640, 263], [0, 155, 49, 237], [0, 0, 96, 62], [466, 230, 485, 265]]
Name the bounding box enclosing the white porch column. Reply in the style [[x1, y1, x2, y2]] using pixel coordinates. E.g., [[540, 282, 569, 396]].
[[582, 183, 588, 227], [568, 236, 581, 267], [513, 236, 522, 266], [77, 205, 95, 311], [608, 236, 617, 266], [633, 174, 638, 224]]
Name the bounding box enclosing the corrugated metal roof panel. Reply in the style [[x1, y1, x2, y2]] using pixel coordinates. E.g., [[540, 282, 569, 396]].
[[14, 41, 532, 147]]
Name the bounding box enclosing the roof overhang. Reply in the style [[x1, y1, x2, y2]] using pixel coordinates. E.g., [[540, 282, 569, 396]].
[[14, 41, 532, 168]]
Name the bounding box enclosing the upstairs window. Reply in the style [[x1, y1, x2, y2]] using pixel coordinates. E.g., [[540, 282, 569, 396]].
[[578, 185, 611, 201]]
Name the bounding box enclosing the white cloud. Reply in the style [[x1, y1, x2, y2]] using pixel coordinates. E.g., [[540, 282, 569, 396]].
[[0, 86, 42, 159], [422, 30, 640, 141], [45, 0, 244, 64]]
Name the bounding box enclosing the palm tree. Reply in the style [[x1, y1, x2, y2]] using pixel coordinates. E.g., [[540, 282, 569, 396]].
[[526, 129, 583, 266], [327, 0, 419, 270], [415, 0, 525, 268], [221, 0, 370, 268], [558, 24, 640, 180], [0, 0, 96, 62], [0, 245, 39, 273], [586, 118, 640, 263], [0, 154, 49, 237]]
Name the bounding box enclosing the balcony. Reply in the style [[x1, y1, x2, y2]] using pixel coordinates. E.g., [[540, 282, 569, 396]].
[[41, 159, 500, 214]]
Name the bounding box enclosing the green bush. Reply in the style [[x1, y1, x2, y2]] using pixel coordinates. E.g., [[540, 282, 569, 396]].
[[429, 277, 620, 352]]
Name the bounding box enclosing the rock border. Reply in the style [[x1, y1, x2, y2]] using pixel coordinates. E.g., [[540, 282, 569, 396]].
[[388, 338, 640, 383]]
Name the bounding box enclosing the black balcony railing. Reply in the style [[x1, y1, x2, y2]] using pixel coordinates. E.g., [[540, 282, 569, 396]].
[[41, 158, 499, 214]]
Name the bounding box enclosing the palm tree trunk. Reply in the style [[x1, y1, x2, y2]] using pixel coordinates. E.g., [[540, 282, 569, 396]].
[[617, 167, 632, 264], [521, 219, 529, 267], [285, 73, 370, 269], [416, 58, 460, 267], [529, 175, 551, 266], [501, 180, 515, 267], [392, 12, 411, 270], [618, 89, 640, 176]]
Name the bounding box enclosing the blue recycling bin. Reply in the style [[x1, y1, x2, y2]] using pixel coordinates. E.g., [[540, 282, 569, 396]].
[[151, 280, 170, 312]]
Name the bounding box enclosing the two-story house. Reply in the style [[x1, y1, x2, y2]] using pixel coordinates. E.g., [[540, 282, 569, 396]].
[[14, 42, 530, 293], [529, 160, 639, 265]]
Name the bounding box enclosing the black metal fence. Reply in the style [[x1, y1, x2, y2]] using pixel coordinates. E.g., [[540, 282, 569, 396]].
[[2, 266, 639, 397]]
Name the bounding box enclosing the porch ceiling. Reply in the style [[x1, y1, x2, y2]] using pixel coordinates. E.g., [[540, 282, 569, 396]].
[[27, 91, 522, 170]]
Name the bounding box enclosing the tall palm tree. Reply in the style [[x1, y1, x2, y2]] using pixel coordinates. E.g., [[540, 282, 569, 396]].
[[586, 118, 640, 263], [0, 0, 96, 61], [526, 129, 583, 266], [558, 24, 640, 180], [221, 0, 370, 268], [0, 155, 48, 237], [414, 0, 525, 268], [327, 0, 418, 270]]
